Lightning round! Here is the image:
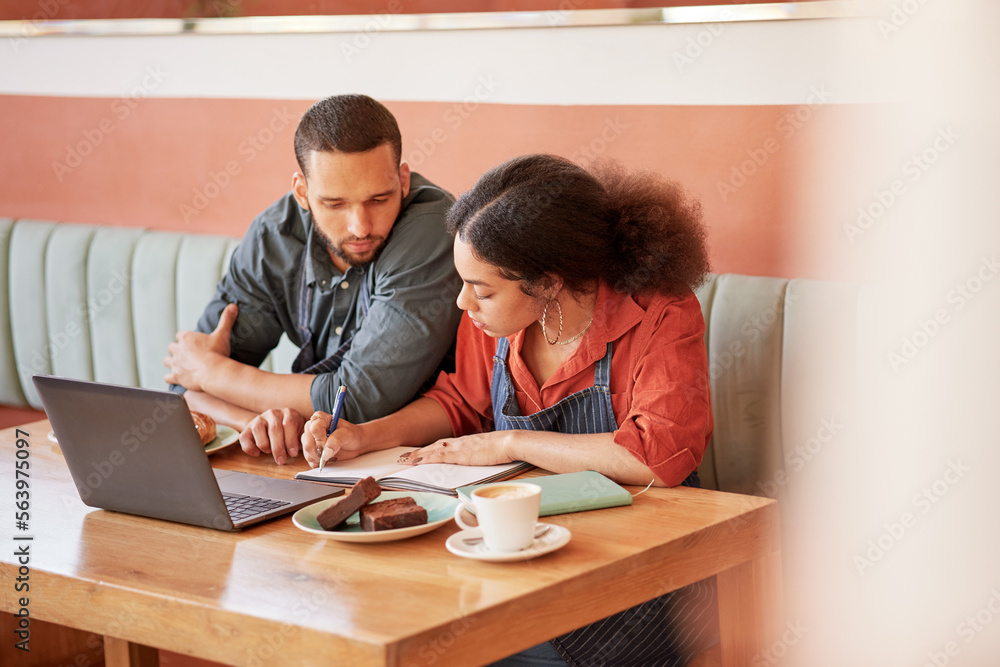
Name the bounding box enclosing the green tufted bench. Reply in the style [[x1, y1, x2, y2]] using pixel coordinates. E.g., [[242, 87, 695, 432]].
[[0, 218, 299, 429], [1, 218, 860, 515]]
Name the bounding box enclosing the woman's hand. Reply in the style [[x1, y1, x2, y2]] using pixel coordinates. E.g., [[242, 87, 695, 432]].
[[301, 411, 366, 468], [398, 431, 516, 467]]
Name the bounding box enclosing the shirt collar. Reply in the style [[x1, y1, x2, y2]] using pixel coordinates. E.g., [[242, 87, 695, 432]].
[[509, 283, 645, 379], [579, 283, 644, 360]]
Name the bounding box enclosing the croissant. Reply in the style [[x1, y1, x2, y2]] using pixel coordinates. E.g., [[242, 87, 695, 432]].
[[191, 411, 217, 446]]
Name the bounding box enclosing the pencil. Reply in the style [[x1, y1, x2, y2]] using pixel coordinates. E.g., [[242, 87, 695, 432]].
[[318, 385, 347, 472]]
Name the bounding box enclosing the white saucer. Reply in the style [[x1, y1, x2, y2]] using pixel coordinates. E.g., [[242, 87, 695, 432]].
[[445, 523, 571, 562]]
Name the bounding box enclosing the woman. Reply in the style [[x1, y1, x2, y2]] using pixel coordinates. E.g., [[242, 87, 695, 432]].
[[303, 154, 717, 665]]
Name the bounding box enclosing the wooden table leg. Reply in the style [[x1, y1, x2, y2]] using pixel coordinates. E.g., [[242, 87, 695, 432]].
[[104, 636, 160, 667], [716, 550, 783, 667]]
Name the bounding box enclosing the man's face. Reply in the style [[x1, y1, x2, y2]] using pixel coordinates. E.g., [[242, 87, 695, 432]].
[[292, 144, 410, 273]]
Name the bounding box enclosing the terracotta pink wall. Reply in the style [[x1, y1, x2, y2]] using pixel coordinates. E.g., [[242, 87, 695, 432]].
[[0, 94, 854, 281]]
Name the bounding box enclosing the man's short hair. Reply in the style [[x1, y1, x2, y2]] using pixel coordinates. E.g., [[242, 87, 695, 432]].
[[294, 94, 402, 175]]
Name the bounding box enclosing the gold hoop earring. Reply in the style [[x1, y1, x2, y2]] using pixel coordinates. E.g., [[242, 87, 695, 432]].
[[539, 298, 564, 345]]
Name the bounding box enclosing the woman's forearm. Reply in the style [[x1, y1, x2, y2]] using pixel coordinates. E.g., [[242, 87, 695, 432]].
[[506, 431, 665, 487], [360, 397, 455, 451]]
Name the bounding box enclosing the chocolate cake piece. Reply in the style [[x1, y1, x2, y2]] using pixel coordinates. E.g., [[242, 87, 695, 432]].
[[316, 476, 382, 530], [360, 496, 428, 531]]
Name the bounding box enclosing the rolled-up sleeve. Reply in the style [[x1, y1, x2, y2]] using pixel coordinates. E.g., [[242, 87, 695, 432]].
[[310, 212, 463, 421], [195, 225, 287, 369], [170, 222, 287, 394], [613, 294, 713, 487], [423, 316, 496, 437]]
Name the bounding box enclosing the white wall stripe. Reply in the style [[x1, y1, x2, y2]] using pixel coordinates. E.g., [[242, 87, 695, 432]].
[[0, 2, 876, 37], [0, 16, 891, 105]]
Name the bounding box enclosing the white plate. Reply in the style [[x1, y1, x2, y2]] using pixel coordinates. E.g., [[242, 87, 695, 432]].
[[204, 425, 239, 454], [445, 523, 571, 562], [50, 426, 240, 454], [293, 491, 459, 543]]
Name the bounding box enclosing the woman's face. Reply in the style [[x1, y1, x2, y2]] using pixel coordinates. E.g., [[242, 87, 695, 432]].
[[453, 236, 546, 338]]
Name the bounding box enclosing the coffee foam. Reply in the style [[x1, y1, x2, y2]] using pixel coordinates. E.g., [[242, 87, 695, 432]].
[[475, 484, 536, 499]]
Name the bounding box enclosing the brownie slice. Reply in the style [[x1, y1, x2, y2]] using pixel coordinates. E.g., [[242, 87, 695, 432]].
[[360, 496, 428, 531], [316, 476, 382, 530]]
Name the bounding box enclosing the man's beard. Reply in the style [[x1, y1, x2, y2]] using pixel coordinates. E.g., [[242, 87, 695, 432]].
[[309, 207, 388, 268]]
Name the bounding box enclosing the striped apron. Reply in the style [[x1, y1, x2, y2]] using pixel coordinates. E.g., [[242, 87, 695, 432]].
[[491, 336, 718, 666]]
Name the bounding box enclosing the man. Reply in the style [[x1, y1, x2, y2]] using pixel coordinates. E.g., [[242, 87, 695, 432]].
[[165, 94, 462, 464]]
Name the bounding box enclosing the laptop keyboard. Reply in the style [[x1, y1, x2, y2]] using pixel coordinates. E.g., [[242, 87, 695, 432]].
[[222, 492, 291, 522]]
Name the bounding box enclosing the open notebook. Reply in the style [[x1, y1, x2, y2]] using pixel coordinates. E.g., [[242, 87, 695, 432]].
[[294, 446, 533, 495]]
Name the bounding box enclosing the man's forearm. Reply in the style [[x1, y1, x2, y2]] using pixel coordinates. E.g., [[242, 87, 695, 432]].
[[182, 390, 259, 432], [199, 356, 316, 417]]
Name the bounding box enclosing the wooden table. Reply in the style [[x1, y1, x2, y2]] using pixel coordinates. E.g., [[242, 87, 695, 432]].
[[0, 420, 781, 666]]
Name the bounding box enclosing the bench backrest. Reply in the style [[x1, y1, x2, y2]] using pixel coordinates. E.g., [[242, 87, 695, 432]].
[[0, 218, 297, 410], [2, 219, 859, 517]]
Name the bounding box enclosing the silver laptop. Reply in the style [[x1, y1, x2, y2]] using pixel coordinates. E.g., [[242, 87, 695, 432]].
[[33, 375, 343, 531]]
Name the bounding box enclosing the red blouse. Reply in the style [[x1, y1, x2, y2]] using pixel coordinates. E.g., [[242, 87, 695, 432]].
[[423, 283, 713, 487]]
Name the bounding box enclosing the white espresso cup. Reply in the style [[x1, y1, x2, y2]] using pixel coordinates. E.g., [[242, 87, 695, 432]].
[[454, 482, 542, 553]]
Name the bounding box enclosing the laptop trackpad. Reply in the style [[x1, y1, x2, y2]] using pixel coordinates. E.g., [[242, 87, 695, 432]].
[[214, 468, 341, 503]]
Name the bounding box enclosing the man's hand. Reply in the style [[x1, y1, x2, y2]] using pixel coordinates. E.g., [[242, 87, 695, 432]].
[[164, 302, 237, 391], [239, 407, 305, 465]]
